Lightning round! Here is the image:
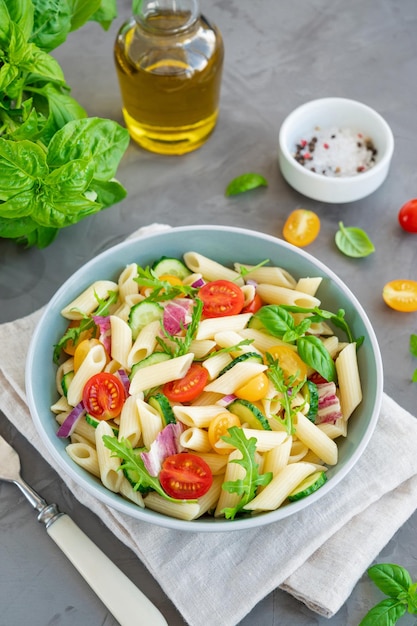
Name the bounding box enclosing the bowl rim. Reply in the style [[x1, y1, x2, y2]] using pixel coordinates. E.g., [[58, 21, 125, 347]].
[[25, 224, 384, 532], [278, 96, 395, 183]]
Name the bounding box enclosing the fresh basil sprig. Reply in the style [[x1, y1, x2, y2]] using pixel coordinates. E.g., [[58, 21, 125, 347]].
[[0, 0, 129, 248], [251, 303, 359, 381], [359, 563, 417, 625], [335, 221, 375, 258]]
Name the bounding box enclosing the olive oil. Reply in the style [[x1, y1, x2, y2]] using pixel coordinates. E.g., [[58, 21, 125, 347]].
[[114, 7, 224, 155]]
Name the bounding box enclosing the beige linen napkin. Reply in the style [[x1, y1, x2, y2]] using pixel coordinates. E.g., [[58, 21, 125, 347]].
[[2, 225, 417, 626]]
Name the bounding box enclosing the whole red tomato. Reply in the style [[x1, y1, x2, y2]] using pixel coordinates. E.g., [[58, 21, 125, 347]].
[[398, 199, 417, 233]]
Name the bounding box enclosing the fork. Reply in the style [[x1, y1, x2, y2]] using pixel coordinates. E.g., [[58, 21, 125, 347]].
[[0, 434, 168, 626]]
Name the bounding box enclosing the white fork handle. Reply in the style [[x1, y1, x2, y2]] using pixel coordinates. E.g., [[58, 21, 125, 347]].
[[46, 513, 168, 626]]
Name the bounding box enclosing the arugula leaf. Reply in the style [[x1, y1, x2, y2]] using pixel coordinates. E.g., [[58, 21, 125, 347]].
[[135, 265, 197, 301], [220, 426, 272, 519], [53, 289, 118, 362], [235, 259, 270, 280], [102, 435, 193, 503], [265, 354, 305, 434]]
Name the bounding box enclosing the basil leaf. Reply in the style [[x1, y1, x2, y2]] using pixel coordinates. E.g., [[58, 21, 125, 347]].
[[297, 335, 337, 382], [30, 0, 72, 52], [0, 63, 19, 93], [67, 0, 101, 32], [25, 46, 65, 83], [0, 191, 35, 219], [225, 172, 268, 196], [6, 0, 34, 40], [0, 1, 12, 44], [34, 191, 100, 228], [335, 221, 375, 258], [88, 0, 117, 31], [252, 305, 295, 339], [45, 159, 94, 193], [0, 215, 37, 238], [89, 179, 127, 208], [0, 138, 48, 199], [19, 225, 59, 248], [410, 334, 417, 358], [47, 118, 130, 181], [359, 598, 407, 626], [368, 564, 413, 597]]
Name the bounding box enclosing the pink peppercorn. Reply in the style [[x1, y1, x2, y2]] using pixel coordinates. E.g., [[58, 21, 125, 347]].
[[323, 143, 329, 149]]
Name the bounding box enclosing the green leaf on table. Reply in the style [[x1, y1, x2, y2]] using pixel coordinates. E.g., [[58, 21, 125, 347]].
[[335, 221, 375, 258], [359, 563, 417, 625], [225, 172, 268, 196], [410, 334, 417, 382]]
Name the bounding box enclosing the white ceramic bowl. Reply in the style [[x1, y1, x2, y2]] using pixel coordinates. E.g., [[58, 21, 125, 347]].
[[26, 225, 383, 531], [278, 97, 394, 203]]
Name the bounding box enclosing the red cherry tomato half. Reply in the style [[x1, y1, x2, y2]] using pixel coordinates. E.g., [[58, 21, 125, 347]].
[[199, 280, 245, 318], [163, 363, 208, 403], [242, 292, 263, 314], [159, 453, 213, 499], [398, 199, 417, 233], [82, 372, 126, 420]]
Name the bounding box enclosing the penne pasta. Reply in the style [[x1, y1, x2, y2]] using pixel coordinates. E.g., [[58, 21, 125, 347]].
[[184, 251, 244, 285], [61, 280, 118, 320], [336, 342, 363, 420], [256, 283, 321, 308]]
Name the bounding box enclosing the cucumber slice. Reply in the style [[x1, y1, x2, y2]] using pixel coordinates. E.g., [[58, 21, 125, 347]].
[[288, 470, 327, 501], [152, 257, 191, 279], [228, 398, 271, 430], [61, 370, 74, 397], [130, 351, 171, 380], [218, 352, 263, 377], [302, 379, 319, 422], [123, 448, 152, 494], [148, 392, 176, 425], [128, 301, 163, 340], [247, 315, 265, 330], [85, 414, 119, 436]]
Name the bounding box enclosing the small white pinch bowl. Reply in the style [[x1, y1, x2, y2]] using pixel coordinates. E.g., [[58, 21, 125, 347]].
[[278, 97, 394, 203]]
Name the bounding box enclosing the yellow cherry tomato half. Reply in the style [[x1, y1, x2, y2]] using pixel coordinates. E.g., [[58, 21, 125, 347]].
[[382, 279, 417, 312], [73, 338, 102, 372], [235, 372, 269, 402], [265, 345, 308, 385], [208, 412, 241, 454], [158, 274, 184, 286], [282, 209, 320, 247]]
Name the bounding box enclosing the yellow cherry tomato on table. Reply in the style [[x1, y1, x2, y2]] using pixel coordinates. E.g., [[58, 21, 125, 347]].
[[265, 345, 308, 385], [382, 279, 417, 312], [235, 372, 269, 402], [282, 209, 320, 247], [208, 412, 241, 454]]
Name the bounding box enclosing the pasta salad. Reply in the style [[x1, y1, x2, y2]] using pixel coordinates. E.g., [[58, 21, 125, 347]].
[[51, 251, 363, 521]]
